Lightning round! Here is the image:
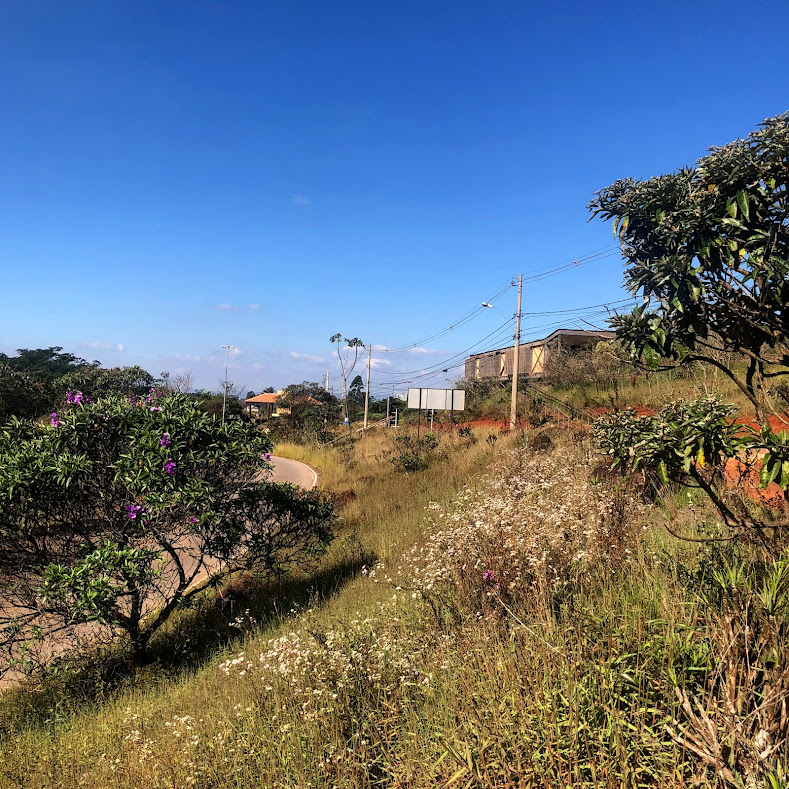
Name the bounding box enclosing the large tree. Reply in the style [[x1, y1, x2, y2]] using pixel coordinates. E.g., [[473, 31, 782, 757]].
[[56, 364, 158, 399], [0, 347, 90, 384], [589, 112, 789, 423], [0, 392, 335, 673]]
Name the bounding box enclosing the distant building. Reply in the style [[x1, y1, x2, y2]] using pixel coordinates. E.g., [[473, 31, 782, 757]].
[[245, 392, 277, 420], [464, 328, 615, 380]]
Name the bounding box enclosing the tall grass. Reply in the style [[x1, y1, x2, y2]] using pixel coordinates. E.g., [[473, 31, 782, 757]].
[[3, 424, 787, 787]]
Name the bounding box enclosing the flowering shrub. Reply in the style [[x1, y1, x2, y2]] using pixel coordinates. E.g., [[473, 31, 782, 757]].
[[392, 442, 644, 613], [0, 393, 336, 673], [218, 599, 437, 736]]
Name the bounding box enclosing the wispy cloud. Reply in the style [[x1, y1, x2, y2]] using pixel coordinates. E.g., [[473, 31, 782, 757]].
[[371, 345, 449, 356], [291, 194, 311, 207], [370, 358, 392, 369], [290, 351, 326, 363], [82, 341, 125, 353], [407, 347, 450, 355], [214, 303, 262, 313]]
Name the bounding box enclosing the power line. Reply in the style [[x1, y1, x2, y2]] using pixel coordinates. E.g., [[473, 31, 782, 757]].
[[372, 318, 516, 380], [377, 244, 620, 354], [370, 302, 625, 394], [380, 278, 514, 353]]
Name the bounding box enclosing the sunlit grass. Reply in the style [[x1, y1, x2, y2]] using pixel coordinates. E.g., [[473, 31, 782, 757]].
[[3, 422, 784, 787]]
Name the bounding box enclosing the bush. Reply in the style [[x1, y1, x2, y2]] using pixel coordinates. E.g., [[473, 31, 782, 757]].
[[0, 391, 336, 674], [391, 433, 442, 473]]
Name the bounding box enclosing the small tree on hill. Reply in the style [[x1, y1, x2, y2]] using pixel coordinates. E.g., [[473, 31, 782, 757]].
[[0, 392, 335, 673], [590, 113, 789, 538], [589, 112, 789, 423], [329, 333, 365, 431]]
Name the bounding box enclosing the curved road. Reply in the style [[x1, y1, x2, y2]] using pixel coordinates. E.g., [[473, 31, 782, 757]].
[[269, 455, 318, 489]]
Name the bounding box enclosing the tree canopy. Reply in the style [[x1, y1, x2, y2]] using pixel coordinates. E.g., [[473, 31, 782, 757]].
[[589, 112, 789, 420], [272, 382, 340, 443], [0, 347, 91, 383]]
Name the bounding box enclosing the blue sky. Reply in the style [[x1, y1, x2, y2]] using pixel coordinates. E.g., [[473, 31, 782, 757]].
[[1, 1, 787, 396]]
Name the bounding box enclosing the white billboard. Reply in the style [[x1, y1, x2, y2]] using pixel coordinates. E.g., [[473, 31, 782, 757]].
[[407, 388, 465, 411]]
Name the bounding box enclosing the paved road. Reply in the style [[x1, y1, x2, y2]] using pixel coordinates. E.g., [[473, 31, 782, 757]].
[[269, 455, 318, 489]]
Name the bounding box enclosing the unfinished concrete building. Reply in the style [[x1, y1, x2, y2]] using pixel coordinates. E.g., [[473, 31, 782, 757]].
[[464, 328, 615, 380]]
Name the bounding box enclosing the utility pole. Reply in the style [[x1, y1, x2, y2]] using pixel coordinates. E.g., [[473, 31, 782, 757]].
[[363, 342, 372, 429], [510, 274, 522, 431], [221, 344, 235, 427]]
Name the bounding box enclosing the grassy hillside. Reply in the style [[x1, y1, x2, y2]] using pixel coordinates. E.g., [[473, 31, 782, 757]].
[[2, 423, 787, 787]]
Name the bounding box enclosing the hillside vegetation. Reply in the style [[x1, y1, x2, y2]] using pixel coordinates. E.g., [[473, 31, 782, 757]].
[[3, 420, 786, 788]]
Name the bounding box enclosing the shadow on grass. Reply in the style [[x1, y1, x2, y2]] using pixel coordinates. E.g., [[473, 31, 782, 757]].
[[0, 536, 375, 737]]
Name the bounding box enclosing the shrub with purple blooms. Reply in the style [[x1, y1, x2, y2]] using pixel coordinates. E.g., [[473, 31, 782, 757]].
[[0, 393, 335, 673]]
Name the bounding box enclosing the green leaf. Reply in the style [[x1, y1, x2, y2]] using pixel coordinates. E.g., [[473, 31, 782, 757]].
[[657, 461, 669, 485], [643, 345, 660, 369], [736, 190, 750, 222]]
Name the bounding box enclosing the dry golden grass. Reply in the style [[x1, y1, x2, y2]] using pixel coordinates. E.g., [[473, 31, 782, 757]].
[[0, 425, 512, 788], [3, 423, 786, 788]]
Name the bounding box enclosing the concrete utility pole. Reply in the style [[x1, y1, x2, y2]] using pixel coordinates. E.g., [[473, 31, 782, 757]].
[[363, 342, 372, 429], [221, 344, 235, 427], [510, 274, 522, 431]]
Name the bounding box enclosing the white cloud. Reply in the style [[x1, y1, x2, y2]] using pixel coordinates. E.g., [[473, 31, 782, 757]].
[[82, 341, 125, 353], [292, 194, 311, 207], [214, 303, 262, 312], [370, 358, 392, 369], [407, 347, 449, 355], [290, 351, 326, 363], [371, 345, 448, 356]]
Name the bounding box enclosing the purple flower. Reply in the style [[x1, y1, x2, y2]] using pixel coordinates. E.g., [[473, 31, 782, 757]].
[[482, 570, 497, 584], [189, 516, 198, 524], [160, 432, 171, 448], [150, 406, 162, 412], [129, 395, 137, 407], [126, 504, 145, 520], [164, 458, 176, 476], [66, 390, 84, 405], [50, 412, 62, 427], [264, 452, 272, 461]]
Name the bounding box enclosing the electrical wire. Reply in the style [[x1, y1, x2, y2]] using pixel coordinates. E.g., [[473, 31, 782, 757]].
[[378, 244, 620, 354], [372, 318, 516, 380], [379, 277, 514, 353]]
